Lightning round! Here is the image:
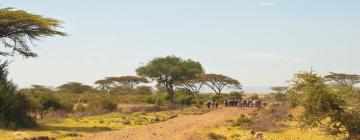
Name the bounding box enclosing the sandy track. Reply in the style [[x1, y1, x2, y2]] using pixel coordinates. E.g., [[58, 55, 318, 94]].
[[81, 107, 252, 140]]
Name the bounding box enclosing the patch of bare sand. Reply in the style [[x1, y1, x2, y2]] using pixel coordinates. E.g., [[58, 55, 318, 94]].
[[81, 107, 252, 140]]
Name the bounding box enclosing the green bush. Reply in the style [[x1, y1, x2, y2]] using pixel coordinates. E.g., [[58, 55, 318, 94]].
[[37, 93, 62, 110], [208, 132, 226, 140], [100, 97, 118, 111], [133, 86, 152, 95], [175, 91, 194, 106], [0, 62, 36, 128], [146, 93, 168, 105], [232, 114, 252, 127], [228, 91, 243, 100]]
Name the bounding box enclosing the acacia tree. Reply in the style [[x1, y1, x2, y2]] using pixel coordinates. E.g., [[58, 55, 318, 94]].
[[288, 71, 360, 139], [175, 76, 204, 94], [0, 8, 66, 57], [94, 79, 113, 93], [106, 76, 148, 89], [136, 56, 204, 106], [325, 72, 360, 87], [201, 74, 242, 94], [0, 8, 65, 128], [57, 82, 93, 94], [271, 86, 287, 94]]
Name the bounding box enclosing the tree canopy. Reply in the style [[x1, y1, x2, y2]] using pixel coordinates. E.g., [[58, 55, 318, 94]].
[[136, 56, 204, 106], [270, 86, 287, 94], [175, 75, 204, 94], [325, 72, 360, 87], [201, 74, 242, 94], [57, 82, 93, 94], [0, 8, 66, 57], [105, 76, 148, 89], [288, 71, 360, 138], [94, 79, 113, 92]]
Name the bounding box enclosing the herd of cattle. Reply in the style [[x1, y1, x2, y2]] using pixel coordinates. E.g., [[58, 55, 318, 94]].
[[207, 99, 279, 109]]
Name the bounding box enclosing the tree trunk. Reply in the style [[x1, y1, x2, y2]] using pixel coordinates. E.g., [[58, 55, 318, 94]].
[[166, 84, 175, 107]]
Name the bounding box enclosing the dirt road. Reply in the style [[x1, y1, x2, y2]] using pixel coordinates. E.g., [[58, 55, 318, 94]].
[[81, 107, 252, 140]]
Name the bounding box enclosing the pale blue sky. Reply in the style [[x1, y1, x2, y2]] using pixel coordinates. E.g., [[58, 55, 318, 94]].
[[2, 0, 360, 92]]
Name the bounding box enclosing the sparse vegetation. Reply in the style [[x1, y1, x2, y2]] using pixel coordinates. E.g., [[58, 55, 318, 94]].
[[208, 132, 227, 140], [1, 2, 358, 140]]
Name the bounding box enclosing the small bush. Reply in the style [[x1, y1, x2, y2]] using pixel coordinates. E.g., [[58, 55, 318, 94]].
[[228, 91, 243, 100], [100, 97, 117, 111], [133, 86, 152, 95], [208, 132, 227, 140], [175, 91, 193, 106], [146, 93, 168, 105], [37, 93, 62, 111], [232, 114, 252, 127], [249, 104, 290, 131]]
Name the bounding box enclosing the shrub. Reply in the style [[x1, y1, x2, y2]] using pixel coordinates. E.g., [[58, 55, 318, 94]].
[[175, 91, 193, 106], [232, 114, 252, 127], [0, 62, 36, 128], [37, 93, 62, 111], [100, 97, 117, 111], [228, 91, 243, 100], [247, 94, 259, 100], [133, 86, 152, 95], [77, 93, 118, 113], [250, 105, 290, 131], [270, 92, 286, 102], [146, 93, 168, 105], [208, 132, 227, 140]]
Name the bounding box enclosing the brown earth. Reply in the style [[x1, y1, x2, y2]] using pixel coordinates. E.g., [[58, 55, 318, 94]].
[[81, 107, 253, 140]]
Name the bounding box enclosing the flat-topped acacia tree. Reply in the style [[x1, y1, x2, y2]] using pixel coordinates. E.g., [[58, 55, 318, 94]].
[[201, 74, 242, 94], [106, 76, 149, 89], [136, 56, 204, 106], [0, 8, 65, 128], [0, 8, 66, 57]]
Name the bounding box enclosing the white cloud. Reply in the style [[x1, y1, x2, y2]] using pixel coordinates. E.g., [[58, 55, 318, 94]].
[[258, 2, 276, 6], [236, 53, 303, 62]]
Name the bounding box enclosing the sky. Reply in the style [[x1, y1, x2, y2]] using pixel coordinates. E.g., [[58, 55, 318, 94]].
[[1, 0, 360, 92]]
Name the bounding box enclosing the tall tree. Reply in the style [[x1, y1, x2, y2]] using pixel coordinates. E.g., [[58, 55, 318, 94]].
[[288, 71, 360, 139], [94, 79, 113, 92], [0, 8, 66, 57], [136, 56, 204, 106], [201, 74, 242, 94], [106, 76, 148, 89], [0, 8, 65, 128]]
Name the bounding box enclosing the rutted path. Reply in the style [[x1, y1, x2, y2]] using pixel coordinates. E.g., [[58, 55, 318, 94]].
[[82, 107, 253, 140]]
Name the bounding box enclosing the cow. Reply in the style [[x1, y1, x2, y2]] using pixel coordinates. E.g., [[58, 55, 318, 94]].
[[206, 101, 213, 109], [270, 102, 280, 107], [254, 100, 263, 109], [262, 102, 268, 107], [214, 101, 219, 108]]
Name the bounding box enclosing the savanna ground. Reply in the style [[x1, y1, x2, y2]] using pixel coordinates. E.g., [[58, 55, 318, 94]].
[[0, 102, 345, 140]]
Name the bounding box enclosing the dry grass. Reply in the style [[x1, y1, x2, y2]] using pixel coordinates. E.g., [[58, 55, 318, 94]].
[[0, 106, 209, 140], [199, 107, 345, 140]]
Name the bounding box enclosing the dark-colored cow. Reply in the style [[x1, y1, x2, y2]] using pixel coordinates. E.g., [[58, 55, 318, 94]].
[[207, 101, 213, 109]]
